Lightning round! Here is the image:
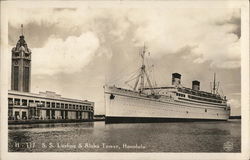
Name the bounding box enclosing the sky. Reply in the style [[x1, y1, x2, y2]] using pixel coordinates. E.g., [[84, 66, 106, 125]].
[[7, 6, 241, 115]]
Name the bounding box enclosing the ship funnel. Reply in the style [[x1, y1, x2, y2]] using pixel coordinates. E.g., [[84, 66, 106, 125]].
[[192, 80, 200, 91], [172, 73, 181, 86]]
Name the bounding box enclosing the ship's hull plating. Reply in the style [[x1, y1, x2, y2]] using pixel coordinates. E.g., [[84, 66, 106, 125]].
[[104, 86, 230, 123]]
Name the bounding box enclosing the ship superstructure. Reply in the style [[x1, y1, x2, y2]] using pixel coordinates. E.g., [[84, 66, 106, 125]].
[[104, 46, 230, 123]]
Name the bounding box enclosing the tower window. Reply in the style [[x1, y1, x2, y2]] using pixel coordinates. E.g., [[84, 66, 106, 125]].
[[13, 66, 19, 90], [23, 67, 29, 92]]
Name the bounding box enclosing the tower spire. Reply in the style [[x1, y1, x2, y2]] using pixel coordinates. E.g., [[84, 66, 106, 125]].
[[21, 24, 24, 36]]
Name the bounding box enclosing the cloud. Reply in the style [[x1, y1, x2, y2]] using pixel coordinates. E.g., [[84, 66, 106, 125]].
[[128, 9, 241, 69], [32, 32, 100, 75], [8, 7, 241, 75]]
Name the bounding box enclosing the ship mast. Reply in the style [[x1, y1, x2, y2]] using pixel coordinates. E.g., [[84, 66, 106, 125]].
[[139, 45, 146, 91], [133, 45, 154, 94], [212, 73, 220, 95], [213, 73, 216, 94]]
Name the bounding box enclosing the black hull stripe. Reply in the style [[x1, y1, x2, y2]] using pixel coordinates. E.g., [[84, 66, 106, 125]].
[[105, 116, 227, 124]]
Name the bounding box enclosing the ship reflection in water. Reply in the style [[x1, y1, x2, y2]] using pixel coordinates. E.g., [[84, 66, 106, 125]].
[[9, 120, 240, 152]]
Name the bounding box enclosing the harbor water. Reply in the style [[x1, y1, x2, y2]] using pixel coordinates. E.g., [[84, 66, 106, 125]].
[[8, 120, 241, 152]]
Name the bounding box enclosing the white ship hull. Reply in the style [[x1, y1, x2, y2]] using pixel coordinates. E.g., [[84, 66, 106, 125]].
[[104, 86, 230, 123]]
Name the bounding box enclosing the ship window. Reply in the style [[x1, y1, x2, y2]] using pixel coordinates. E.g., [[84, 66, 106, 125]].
[[205, 109, 207, 112]]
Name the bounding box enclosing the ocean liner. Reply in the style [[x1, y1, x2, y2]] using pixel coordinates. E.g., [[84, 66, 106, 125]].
[[104, 46, 230, 123]]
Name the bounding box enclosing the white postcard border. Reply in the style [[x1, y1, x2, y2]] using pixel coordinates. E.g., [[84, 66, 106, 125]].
[[1, 1, 249, 160]]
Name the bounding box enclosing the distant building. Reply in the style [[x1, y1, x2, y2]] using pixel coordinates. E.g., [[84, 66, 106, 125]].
[[8, 90, 94, 120], [8, 25, 94, 121]]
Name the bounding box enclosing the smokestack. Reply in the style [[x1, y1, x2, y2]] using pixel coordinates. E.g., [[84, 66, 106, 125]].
[[192, 80, 200, 91], [172, 73, 181, 86]]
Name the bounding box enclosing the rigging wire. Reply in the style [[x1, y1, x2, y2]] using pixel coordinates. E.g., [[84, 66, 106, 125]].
[[124, 69, 141, 83], [106, 52, 140, 85], [108, 68, 140, 85], [219, 87, 224, 97]]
